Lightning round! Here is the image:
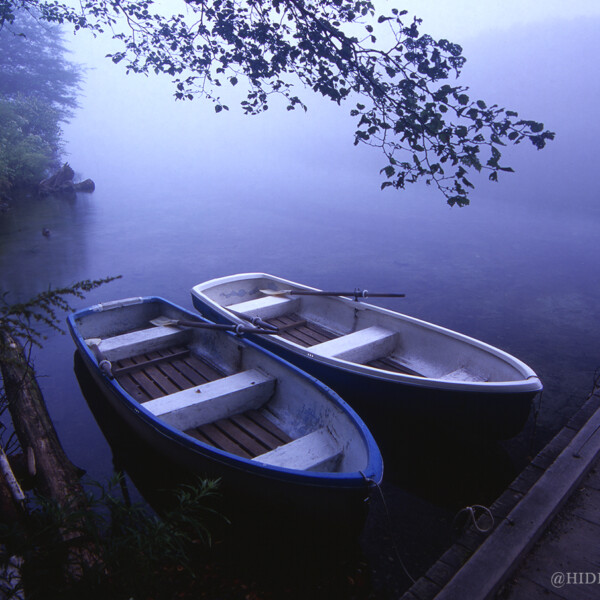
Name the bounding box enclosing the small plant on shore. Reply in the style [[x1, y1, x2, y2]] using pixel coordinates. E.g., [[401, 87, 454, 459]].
[[0, 475, 223, 599]]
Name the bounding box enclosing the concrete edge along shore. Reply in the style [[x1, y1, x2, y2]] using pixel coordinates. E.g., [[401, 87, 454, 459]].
[[400, 382, 600, 600]]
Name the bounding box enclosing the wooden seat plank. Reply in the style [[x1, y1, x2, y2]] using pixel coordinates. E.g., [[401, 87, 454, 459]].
[[143, 369, 275, 430], [310, 326, 397, 364], [227, 295, 300, 320], [91, 326, 190, 361], [253, 428, 341, 471]]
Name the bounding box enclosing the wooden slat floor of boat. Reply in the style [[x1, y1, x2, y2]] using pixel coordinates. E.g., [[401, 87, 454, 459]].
[[184, 409, 293, 459], [267, 314, 425, 377], [368, 356, 425, 377], [114, 346, 226, 402], [266, 315, 425, 376], [265, 313, 340, 348]]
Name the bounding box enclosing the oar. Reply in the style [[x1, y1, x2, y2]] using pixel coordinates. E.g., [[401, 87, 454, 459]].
[[228, 309, 278, 331], [260, 289, 405, 299], [150, 317, 280, 335]]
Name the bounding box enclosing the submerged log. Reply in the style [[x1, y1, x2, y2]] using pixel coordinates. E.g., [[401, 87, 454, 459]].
[[0, 449, 27, 599], [0, 194, 10, 212], [39, 163, 95, 196], [0, 331, 84, 505], [0, 331, 98, 578], [0, 551, 25, 600], [0, 446, 26, 526]]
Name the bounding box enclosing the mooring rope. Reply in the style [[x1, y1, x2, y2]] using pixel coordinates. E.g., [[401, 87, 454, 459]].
[[453, 504, 495, 534], [529, 388, 544, 458], [361, 472, 416, 585]]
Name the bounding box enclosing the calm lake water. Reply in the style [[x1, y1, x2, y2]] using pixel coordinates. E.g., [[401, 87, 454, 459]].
[[1, 14, 599, 596]]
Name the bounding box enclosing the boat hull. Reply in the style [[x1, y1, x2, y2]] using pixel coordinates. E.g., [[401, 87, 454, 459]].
[[191, 274, 542, 440], [68, 297, 383, 526]]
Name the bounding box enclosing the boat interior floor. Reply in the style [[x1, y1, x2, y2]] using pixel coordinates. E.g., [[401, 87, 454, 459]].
[[110, 343, 328, 464], [102, 331, 345, 470], [113, 345, 225, 403], [184, 408, 292, 459], [265, 314, 424, 377]]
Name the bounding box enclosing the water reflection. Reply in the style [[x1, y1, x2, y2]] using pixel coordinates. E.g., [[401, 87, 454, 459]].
[[0, 192, 94, 298]]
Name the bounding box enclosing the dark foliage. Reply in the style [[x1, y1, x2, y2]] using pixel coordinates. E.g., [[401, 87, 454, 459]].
[[0, 13, 81, 116], [2, 0, 553, 205], [0, 476, 223, 599], [0, 277, 121, 348], [0, 9, 83, 191]]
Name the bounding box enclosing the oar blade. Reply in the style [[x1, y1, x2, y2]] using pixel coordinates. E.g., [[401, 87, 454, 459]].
[[150, 316, 179, 327]]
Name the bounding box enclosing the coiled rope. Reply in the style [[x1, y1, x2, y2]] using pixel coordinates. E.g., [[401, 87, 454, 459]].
[[453, 504, 495, 534]]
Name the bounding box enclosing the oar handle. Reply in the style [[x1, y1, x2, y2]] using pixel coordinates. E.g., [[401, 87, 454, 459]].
[[229, 310, 279, 331], [172, 319, 280, 335], [263, 289, 405, 299], [173, 319, 232, 330]]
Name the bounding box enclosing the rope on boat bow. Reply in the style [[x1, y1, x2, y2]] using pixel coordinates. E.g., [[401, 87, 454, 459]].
[[98, 359, 113, 379]]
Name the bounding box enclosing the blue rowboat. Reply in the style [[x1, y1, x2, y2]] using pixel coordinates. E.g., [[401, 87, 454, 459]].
[[67, 296, 383, 524], [191, 273, 543, 440]]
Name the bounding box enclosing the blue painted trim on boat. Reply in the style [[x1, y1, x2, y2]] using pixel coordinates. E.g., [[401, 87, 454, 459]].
[[67, 297, 383, 491]]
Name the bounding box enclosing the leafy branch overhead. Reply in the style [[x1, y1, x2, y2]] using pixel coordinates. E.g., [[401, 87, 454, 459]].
[[2, 0, 554, 205]]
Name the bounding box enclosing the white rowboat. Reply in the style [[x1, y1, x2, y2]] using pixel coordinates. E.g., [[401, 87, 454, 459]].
[[191, 273, 543, 439]]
